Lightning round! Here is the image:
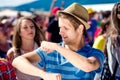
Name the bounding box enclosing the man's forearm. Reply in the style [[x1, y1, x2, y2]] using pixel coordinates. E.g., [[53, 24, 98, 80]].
[[55, 46, 100, 72], [12, 56, 46, 78]]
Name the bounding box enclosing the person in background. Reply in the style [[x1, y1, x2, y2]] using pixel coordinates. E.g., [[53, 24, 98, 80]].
[[48, 0, 57, 22], [46, 8, 62, 43], [0, 58, 16, 80], [101, 10, 111, 23], [0, 23, 11, 58], [1, 17, 15, 43], [105, 2, 120, 80], [12, 3, 104, 80], [93, 20, 110, 52], [32, 14, 44, 30], [94, 10, 111, 39], [87, 8, 98, 46], [7, 17, 45, 80], [45, 0, 62, 43]]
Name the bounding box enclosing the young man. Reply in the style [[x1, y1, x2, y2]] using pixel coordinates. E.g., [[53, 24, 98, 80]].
[[12, 3, 104, 80]]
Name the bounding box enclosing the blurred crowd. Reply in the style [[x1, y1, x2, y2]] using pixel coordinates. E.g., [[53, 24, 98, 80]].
[[0, 6, 111, 57]]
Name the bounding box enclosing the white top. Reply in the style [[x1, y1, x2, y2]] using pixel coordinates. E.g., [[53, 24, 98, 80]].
[[14, 43, 42, 80]]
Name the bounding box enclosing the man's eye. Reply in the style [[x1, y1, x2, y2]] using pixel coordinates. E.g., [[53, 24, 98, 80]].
[[23, 27, 27, 29]]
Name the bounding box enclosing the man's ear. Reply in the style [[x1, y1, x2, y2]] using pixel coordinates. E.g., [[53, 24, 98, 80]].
[[77, 24, 84, 33]]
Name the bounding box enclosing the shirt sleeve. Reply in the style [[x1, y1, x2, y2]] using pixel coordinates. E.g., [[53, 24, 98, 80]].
[[89, 49, 105, 73], [34, 48, 47, 67]]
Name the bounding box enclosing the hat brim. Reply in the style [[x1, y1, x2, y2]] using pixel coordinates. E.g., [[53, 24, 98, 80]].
[[58, 11, 90, 30]]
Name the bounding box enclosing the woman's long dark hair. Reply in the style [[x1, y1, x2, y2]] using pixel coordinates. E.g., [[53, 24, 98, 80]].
[[12, 17, 45, 55], [108, 2, 120, 49]]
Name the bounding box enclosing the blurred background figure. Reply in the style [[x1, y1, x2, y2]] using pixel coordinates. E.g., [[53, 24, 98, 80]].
[[32, 14, 44, 30], [0, 58, 16, 80], [1, 17, 15, 42], [45, 0, 62, 43], [86, 8, 98, 46], [7, 17, 45, 80], [0, 23, 12, 58], [93, 20, 110, 52], [101, 10, 111, 23], [94, 10, 111, 39]]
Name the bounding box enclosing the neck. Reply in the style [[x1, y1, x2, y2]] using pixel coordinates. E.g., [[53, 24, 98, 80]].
[[65, 38, 85, 51], [21, 39, 35, 51]]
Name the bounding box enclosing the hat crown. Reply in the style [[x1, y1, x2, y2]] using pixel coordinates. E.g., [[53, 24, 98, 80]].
[[64, 3, 88, 22], [58, 2, 90, 29]]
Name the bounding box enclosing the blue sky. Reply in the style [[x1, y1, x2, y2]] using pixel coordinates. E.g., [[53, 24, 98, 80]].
[[0, 0, 37, 7]]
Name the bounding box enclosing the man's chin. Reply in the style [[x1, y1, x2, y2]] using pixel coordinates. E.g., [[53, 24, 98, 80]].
[[63, 41, 68, 44]]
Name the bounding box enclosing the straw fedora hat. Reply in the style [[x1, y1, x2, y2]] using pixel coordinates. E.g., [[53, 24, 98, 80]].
[[58, 2, 90, 29]]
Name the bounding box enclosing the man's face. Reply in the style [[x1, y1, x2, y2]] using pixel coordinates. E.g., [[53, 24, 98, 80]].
[[59, 17, 81, 45]]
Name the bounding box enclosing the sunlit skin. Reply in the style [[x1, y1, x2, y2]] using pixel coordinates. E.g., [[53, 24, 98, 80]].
[[20, 19, 35, 41], [59, 17, 83, 45]]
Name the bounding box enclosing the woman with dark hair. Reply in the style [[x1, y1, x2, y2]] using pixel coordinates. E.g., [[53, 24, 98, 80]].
[[106, 2, 120, 80], [7, 17, 45, 80]]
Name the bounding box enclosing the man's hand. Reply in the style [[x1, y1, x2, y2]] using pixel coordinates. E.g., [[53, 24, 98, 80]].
[[43, 72, 62, 80], [40, 41, 58, 53]]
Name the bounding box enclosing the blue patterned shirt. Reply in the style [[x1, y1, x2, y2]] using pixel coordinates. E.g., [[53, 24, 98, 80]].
[[35, 42, 104, 80]]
